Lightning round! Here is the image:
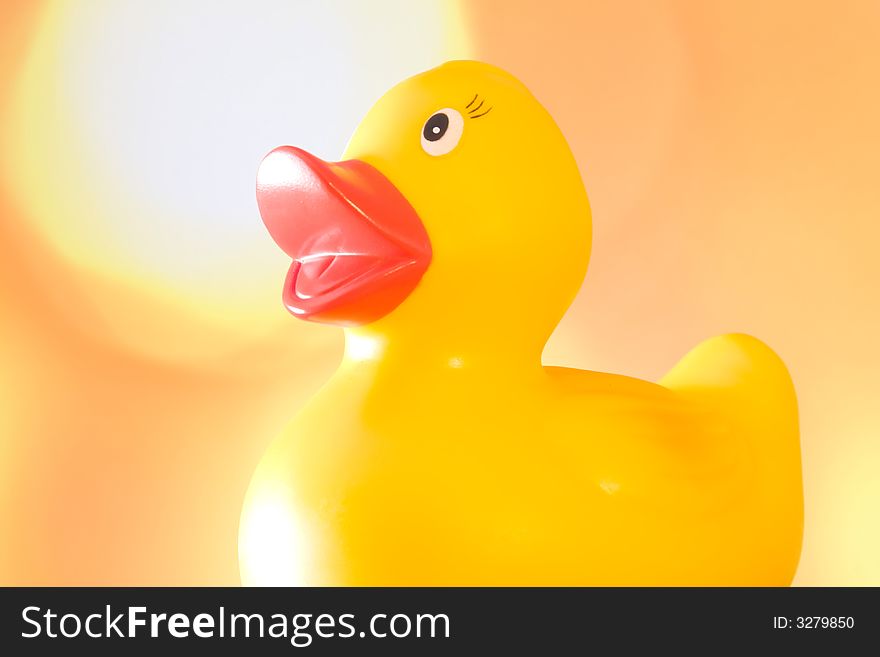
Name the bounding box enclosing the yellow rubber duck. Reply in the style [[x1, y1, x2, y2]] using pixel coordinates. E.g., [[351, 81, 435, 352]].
[[240, 60, 803, 586]]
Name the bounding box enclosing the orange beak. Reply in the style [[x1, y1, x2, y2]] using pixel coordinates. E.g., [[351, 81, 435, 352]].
[[256, 146, 432, 326]]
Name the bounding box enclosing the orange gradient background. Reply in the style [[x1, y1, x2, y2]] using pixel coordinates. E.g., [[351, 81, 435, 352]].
[[1, 0, 878, 585]]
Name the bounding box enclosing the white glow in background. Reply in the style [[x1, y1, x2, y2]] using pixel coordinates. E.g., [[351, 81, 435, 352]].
[[3, 0, 468, 359]]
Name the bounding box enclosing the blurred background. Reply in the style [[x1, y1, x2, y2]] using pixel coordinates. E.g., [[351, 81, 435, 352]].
[[0, 0, 877, 585]]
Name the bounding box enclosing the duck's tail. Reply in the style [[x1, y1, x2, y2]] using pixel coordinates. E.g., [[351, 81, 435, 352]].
[[660, 333, 803, 584]]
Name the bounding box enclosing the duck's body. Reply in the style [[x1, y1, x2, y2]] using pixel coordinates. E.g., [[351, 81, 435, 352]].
[[241, 61, 803, 585], [241, 333, 801, 585]]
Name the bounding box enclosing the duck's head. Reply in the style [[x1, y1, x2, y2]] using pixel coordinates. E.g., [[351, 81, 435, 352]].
[[257, 61, 591, 359]]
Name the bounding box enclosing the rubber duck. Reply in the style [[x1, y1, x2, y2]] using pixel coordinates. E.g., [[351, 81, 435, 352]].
[[240, 60, 803, 586]]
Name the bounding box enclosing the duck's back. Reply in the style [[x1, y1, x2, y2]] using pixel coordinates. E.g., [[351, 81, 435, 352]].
[[545, 333, 802, 585]]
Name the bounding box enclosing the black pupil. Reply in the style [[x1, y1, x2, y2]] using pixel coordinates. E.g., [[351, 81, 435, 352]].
[[423, 113, 449, 142]]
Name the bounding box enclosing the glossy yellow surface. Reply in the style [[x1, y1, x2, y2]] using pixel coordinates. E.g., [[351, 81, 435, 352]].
[[239, 61, 803, 585]]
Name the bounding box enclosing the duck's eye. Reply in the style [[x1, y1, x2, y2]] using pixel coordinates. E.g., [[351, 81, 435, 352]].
[[421, 108, 464, 156]]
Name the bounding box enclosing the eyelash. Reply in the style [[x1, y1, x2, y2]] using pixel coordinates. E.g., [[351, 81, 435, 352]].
[[465, 94, 493, 119]]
